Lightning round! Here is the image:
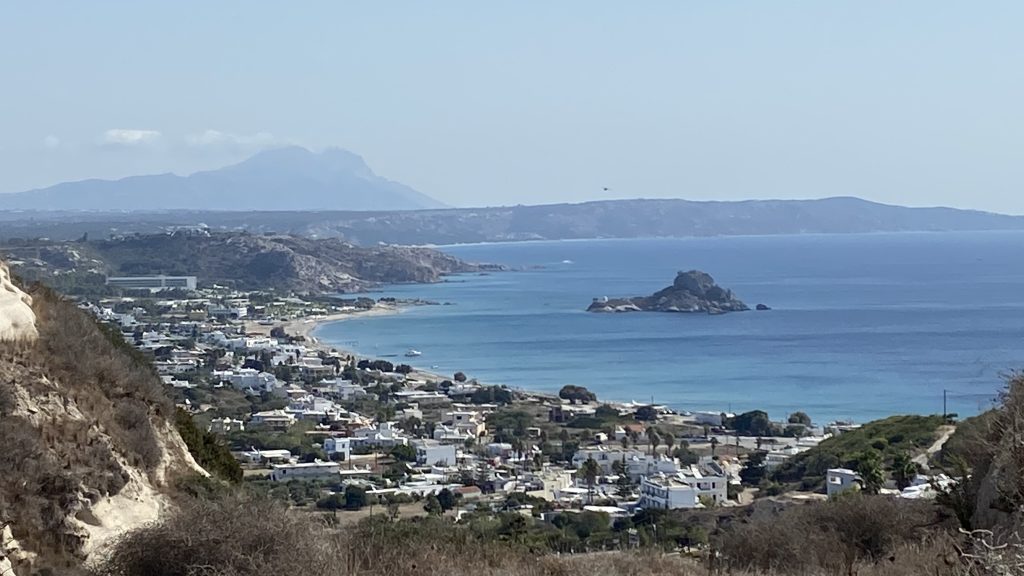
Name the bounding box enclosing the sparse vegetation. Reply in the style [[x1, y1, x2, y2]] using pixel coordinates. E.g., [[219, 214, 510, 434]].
[[0, 284, 182, 571], [771, 414, 946, 490]]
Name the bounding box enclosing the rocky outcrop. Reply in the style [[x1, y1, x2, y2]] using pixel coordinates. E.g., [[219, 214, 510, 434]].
[[588, 270, 750, 314], [5, 232, 498, 295], [0, 287, 205, 575], [0, 261, 37, 341]]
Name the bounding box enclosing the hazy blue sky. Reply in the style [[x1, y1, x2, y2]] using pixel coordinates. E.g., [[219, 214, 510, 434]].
[[2, 2, 1022, 212]]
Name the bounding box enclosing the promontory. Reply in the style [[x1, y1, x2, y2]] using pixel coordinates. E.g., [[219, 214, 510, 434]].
[[587, 270, 750, 314]]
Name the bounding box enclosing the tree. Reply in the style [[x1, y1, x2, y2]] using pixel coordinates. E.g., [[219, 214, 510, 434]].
[[788, 411, 812, 426], [471, 385, 513, 405], [612, 457, 632, 498], [729, 410, 774, 437], [581, 456, 601, 504], [423, 494, 443, 516], [595, 404, 619, 420], [663, 431, 676, 454], [634, 405, 658, 421], [856, 450, 885, 495], [559, 385, 597, 403], [316, 493, 345, 510], [890, 452, 920, 490], [629, 429, 641, 447], [396, 416, 423, 436], [436, 487, 461, 512], [672, 445, 699, 465], [647, 428, 661, 455], [344, 485, 368, 510], [740, 451, 767, 485], [710, 436, 720, 457], [389, 444, 417, 463], [454, 371, 467, 382]]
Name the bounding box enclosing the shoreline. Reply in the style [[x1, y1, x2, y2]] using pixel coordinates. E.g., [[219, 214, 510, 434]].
[[243, 304, 403, 354], [266, 304, 560, 398], [295, 307, 967, 424]]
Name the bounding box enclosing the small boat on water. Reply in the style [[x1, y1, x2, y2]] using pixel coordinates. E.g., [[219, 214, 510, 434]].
[[405, 349, 422, 357]]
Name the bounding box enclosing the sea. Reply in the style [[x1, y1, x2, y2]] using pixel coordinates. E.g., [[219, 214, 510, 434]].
[[316, 232, 1024, 424]]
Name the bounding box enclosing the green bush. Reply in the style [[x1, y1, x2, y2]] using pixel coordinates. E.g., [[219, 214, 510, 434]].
[[175, 408, 243, 483]]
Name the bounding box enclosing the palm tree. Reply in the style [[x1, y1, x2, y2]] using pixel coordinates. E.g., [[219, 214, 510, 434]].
[[857, 450, 885, 494], [581, 456, 601, 504], [891, 452, 920, 490], [664, 432, 676, 455], [647, 428, 661, 456]]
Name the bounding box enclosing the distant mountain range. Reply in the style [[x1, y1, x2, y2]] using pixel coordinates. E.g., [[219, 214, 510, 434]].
[[2, 197, 1022, 245], [1, 146, 446, 211]]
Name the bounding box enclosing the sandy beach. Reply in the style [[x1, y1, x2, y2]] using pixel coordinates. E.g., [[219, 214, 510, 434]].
[[243, 301, 551, 394], [243, 303, 402, 356]]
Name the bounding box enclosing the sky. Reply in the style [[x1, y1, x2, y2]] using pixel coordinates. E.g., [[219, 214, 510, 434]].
[[1, 2, 1022, 213]]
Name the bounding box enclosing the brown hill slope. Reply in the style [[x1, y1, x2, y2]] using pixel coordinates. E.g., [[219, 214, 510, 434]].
[[0, 274, 204, 575]]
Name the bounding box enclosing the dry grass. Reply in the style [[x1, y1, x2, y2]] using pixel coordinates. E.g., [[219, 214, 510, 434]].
[[715, 495, 954, 574], [92, 493, 986, 576], [0, 285, 177, 571]]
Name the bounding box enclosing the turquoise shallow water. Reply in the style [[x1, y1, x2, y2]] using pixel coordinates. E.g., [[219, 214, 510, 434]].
[[317, 232, 1024, 423]]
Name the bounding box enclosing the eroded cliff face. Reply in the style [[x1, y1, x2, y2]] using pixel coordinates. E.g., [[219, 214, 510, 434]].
[[0, 279, 205, 575], [0, 261, 37, 341]]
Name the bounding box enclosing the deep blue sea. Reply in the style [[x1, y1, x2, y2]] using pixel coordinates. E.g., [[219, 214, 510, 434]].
[[317, 232, 1024, 423]]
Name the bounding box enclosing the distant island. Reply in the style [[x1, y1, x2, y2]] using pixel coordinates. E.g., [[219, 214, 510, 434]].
[[3, 196, 1024, 245], [0, 146, 446, 212], [587, 270, 752, 314]]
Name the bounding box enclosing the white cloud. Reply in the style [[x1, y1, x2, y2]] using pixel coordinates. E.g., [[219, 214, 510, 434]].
[[101, 128, 162, 146], [185, 130, 279, 149], [42, 135, 61, 149]]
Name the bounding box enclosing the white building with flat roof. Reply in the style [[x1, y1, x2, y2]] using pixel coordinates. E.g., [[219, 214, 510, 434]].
[[826, 468, 861, 497], [269, 461, 340, 482], [106, 275, 197, 292], [214, 368, 280, 395], [413, 439, 458, 466], [639, 475, 700, 510], [638, 464, 729, 509], [323, 437, 351, 461]]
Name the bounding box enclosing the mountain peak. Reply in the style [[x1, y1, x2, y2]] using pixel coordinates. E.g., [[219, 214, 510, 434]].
[[219, 146, 372, 178], [3, 147, 445, 212]]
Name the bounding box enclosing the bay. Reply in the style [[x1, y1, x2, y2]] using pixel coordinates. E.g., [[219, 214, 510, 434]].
[[316, 232, 1024, 423]]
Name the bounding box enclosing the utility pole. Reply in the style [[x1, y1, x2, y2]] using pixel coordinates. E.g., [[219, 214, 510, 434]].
[[943, 389, 948, 419]]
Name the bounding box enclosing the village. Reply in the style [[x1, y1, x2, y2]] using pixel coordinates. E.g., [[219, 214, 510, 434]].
[[80, 274, 955, 533]]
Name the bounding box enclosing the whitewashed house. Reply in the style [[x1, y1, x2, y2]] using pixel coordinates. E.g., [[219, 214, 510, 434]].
[[269, 461, 340, 482], [826, 468, 861, 497], [323, 437, 351, 461], [413, 439, 458, 466]]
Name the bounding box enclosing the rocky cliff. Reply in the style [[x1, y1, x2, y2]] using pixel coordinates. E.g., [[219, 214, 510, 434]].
[[0, 261, 37, 341], [588, 270, 750, 314], [0, 276, 205, 574]]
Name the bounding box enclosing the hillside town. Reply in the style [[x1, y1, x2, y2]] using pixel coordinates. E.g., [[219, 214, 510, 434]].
[[72, 273, 956, 530]]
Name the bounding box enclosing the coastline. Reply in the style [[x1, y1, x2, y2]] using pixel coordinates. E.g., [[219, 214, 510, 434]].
[[243, 304, 403, 355], [274, 303, 558, 398]]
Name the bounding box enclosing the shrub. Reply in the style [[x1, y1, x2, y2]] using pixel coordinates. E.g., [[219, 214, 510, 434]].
[[716, 494, 948, 574], [175, 408, 243, 483]]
